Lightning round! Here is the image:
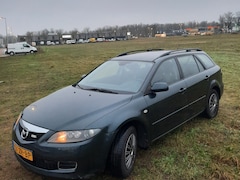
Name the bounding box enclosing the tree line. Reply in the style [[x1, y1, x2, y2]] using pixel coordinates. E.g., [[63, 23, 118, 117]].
[[26, 11, 239, 38], [1, 11, 240, 45]]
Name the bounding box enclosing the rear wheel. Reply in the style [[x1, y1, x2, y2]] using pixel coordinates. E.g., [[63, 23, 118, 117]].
[[205, 89, 219, 119], [110, 126, 137, 178], [9, 51, 14, 56]]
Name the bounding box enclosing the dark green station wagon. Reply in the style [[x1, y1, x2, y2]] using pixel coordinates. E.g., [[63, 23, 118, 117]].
[[12, 49, 223, 179]]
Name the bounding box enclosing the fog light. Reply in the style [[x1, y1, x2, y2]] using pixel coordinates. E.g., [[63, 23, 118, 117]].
[[58, 161, 77, 170]]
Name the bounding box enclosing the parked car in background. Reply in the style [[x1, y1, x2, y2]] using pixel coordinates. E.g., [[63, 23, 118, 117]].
[[96, 37, 105, 42], [12, 49, 223, 179], [78, 39, 89, 43], [46, 41, 55, 45], [7, 42, 37, 56], [66, 39, 76, 44], [88, 38, 96, 43]]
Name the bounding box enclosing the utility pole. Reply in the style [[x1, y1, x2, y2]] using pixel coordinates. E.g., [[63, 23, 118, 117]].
[[0, 17, 8, 52]]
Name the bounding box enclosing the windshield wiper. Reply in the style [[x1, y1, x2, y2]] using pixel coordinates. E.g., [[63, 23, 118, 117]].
[[75, 84, 118, 94], [86, 88, 118, 94]]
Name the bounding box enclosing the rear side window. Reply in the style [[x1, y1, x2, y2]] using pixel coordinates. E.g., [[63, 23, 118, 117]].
[[195, 58, 205, 72], [195, 54, 214, 69], [177, 55, 200, 78]]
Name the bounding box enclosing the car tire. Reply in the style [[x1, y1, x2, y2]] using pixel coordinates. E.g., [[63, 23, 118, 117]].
[[110, 126, 137, 178], [10, 51, 14, 56], [205, 89, 219, 119]]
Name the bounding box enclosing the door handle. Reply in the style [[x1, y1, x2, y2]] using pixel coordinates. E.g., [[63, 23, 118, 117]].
[[179, 87, 187, 93]]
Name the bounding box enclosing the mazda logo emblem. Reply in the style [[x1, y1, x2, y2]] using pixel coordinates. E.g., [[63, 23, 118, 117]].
[[21, 128, 29, 139]]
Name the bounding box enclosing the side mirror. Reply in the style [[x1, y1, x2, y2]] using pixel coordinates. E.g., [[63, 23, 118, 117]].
[[151, 82, 169, 92]]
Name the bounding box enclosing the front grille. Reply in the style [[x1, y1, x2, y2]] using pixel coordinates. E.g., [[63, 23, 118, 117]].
[[19, 124, 44, 141], [18, 119, 49, 141], [36, 158, 58, 170], [17, 154, 77, 171], [18, 155, 58, 170]]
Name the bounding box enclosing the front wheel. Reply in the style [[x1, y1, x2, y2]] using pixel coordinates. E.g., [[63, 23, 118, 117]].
[[110, 126, 137, 178], [205, 89, 219, 119]]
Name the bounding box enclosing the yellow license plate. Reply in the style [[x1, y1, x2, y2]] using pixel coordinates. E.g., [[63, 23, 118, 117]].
[[13, 142, 33, 161]]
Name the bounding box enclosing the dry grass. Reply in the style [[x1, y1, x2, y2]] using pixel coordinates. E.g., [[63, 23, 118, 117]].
[[0, 34, 239, 180]]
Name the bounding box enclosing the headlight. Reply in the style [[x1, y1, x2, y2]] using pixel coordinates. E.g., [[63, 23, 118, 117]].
[[47, 129, 101, 143]]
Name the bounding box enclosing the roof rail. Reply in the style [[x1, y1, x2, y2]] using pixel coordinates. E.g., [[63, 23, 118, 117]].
[[160, 48, 202, 57], [117, 49, 164, 57], [185, 48, 202, 52]]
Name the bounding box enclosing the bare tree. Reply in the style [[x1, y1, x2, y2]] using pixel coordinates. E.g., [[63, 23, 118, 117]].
[[199, 21, 208, 28], [40, 29, 49, 41], [70, 28, 78, 40], [26, 31, 33, 43], [82, 27, 90, 34], [224, 12, 234, 31], [56, 29, 64, 38], [235, 11, 240, 26], [82, 27, 90, 39]]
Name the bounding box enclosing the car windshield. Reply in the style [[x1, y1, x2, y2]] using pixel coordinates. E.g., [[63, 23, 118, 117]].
[[78, 60, 153, 93]]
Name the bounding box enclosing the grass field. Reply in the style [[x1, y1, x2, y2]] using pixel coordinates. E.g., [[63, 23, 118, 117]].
[[0, 34, 239, 180]]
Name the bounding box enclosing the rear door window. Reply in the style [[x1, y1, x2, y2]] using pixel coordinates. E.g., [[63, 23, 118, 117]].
[[177, 55, 200, 78]]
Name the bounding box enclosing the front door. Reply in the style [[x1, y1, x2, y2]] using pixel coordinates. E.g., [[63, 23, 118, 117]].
[[144, 58, 188, 141]]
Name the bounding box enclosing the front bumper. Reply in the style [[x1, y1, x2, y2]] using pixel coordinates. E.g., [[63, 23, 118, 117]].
[[12, 120, 113, 179]]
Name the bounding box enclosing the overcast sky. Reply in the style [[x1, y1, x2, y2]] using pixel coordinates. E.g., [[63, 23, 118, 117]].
[[0, 0, 239, 35]]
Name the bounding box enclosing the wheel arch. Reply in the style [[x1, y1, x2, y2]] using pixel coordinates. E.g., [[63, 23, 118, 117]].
[[112, 118, 150, 150], [209, 79, 223, 99], [212, 86, 220, 99], [9, 51, 15, 56], [204, 81, 221, 119], [106, 117, 150, 177]]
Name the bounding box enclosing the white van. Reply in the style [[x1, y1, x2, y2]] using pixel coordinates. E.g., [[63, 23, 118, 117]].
[[7, 42, 37, 56]]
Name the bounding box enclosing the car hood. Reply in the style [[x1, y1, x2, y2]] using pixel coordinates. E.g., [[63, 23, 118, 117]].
[[22, 86, 132, 131]]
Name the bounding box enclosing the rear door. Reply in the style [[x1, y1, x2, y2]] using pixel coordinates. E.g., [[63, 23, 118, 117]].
[[176, 55, 209, 118], [144, 58, 188, 140]]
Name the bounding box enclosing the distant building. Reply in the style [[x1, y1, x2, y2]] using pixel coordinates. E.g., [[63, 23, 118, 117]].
[[16, 31, 127, 45], [47, 33, 60, 42]]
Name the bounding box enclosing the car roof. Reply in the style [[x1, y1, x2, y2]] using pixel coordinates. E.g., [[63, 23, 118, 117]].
[[111, 49, 203, 62]]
